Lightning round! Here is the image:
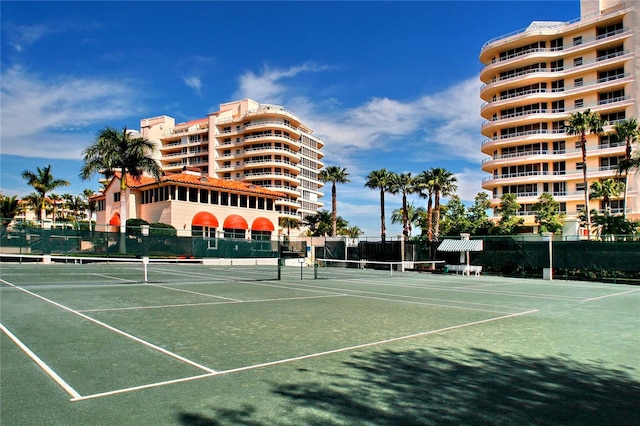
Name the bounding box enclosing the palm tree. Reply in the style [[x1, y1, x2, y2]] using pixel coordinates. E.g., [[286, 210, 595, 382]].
[[82, 188, 96, 231], [565, 110, 607, 237], [590, 179, 625, 214], [429, 168, 458, 240], [340, 226, 363, 239], [364, 168, 393, 241], [391, 202, 425, 238], [318, 166, 350, 237], [279, 217, 301, 237], [415, 169, 435, 241], [612, 118, 639, 219], [21, 165, 70, 223], [388, 172, 416, 239], [80, 126, 162, 234], [66, 195, 87, 229], [1, 194, 20, 235]]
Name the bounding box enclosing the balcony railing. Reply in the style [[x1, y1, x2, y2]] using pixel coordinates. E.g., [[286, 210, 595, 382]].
[[481, 73, 629, 107], [480, 2, 628, 50], [486, 26, 630, 65], [482, 50, 630, 88]]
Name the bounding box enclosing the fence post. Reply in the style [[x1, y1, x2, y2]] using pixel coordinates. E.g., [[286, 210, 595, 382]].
[[542, 232, 553, 280]]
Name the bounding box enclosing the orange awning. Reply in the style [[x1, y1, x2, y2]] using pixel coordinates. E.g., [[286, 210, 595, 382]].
[[251, 217, 274, 232], [109, 213, 121, 226], [223, 214, 248, 230], [192, 211, 219, 227]]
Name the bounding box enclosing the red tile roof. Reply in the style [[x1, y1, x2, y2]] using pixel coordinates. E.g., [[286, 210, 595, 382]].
[[104, 172, 285, 198]]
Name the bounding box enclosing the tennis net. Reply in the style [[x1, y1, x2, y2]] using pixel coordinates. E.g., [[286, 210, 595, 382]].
[[313, 258, 446, 279], [0, 254, 281, 288]]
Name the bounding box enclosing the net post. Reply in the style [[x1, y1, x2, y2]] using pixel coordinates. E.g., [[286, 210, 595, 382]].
[[142, 256, 149, 283], [277, 257, 282, 281]]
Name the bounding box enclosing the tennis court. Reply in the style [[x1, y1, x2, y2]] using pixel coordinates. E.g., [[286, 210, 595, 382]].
[[1, 258, 639, 425]]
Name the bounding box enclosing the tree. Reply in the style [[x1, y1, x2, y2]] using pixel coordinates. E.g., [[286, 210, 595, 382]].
[[467, 192, 494, 235], [439, 195, 470, 236], [612, 118, 639, 219], [533, 192, 565, 234], [415, 170, 436, 241], [21, 165, 70, 222], [565, 110, 607, 237], [391, 202, 424, 238], [388, 172, 416, 239], [496, 193, 524, 235], [589, 178, 625, 214], [429, 168, 458, 240], [65, 194, 87, 229], [80, 126, 162, 234], [279, 217, 301, 237], [1, 194, 20, 235], [302, 210, 347, 237], [318, 166, 350, 237], [340, 226, 363, 239], [364, 168, 393, 241], [82, 188, 97, 231]]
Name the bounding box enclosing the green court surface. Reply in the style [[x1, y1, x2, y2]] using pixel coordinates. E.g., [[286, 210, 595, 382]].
[[1, 262, 639, 425]]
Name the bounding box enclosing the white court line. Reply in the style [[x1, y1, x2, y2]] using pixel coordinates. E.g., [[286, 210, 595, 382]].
[[282, 281, 529, 312], [79, 294, 346, 313], [0, 278, 216, 374], [92, 273, 137, 283], [1, 322, 81, 399], [581, 287, 640, 302], [145, 282, 242, 302], [71, 308, 539, 401], [320, 277, 585, 302]]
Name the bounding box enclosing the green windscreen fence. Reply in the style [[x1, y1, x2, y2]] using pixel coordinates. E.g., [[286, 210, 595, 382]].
[[1, 227, 280, 259]]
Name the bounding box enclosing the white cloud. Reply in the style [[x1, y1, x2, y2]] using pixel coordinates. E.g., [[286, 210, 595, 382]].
[[6, 23, 50, 52], [183, 76, 202, 95], [233, 62, 332, 104], [0, 66, 141, 158]]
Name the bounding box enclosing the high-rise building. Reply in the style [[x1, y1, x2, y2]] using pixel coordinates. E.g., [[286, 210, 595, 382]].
[[480, 0, 639, 230], [140, 99, 324, 223]]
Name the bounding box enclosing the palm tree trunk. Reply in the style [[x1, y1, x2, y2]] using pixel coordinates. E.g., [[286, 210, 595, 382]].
[[434, 193, 441, 237], [426, 197, 433, 242], [402, 194, 409, 238], [331, 183, 337, 237], [380, 188, 386, 241], [581, 137, 591, 237]]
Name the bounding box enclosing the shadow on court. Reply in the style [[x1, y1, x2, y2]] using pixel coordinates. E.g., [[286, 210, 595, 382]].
[[177, 347, 640, 425]]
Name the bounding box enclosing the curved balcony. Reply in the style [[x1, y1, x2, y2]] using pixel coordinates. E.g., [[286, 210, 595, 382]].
[[479, 3, 629, 57], [480, 26, 632, 80], [481, 129, 566, 148], [480, 50, 631, 95], [481, 73, 632, 113], [481, 170, 580, 185]]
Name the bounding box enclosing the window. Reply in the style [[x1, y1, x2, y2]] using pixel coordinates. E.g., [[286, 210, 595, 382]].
[[573, 36, 582, 46], [189, 188, 198, 203], [574, 99, 584, 108], [224, 228, 245, 239], [576, 183, 586, 192], [178, 187, 187, 201], [573, 57, 583, 67], [113, 192, 121, 202], [200, 189, 209, 204], [210, 190, 219, 205], [576, 162, 585, 170], [574, 78, 583, 87]]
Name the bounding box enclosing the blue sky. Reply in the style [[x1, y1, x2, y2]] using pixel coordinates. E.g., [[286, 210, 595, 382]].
[[1, 0, 579, 236]]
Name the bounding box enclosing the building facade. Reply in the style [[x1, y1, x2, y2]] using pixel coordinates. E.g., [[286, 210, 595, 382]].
[[480, 0, 639, 229], [140, 99, 324, 228], [93, 170, 283, 239]]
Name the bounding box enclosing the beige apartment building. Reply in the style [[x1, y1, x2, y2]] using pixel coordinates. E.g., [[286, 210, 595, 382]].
[[480, 0, 639, 230], [139, 99, 325, 229]]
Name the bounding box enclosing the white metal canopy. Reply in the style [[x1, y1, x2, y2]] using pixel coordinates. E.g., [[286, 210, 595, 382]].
[[437, 239, 484, 252]]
